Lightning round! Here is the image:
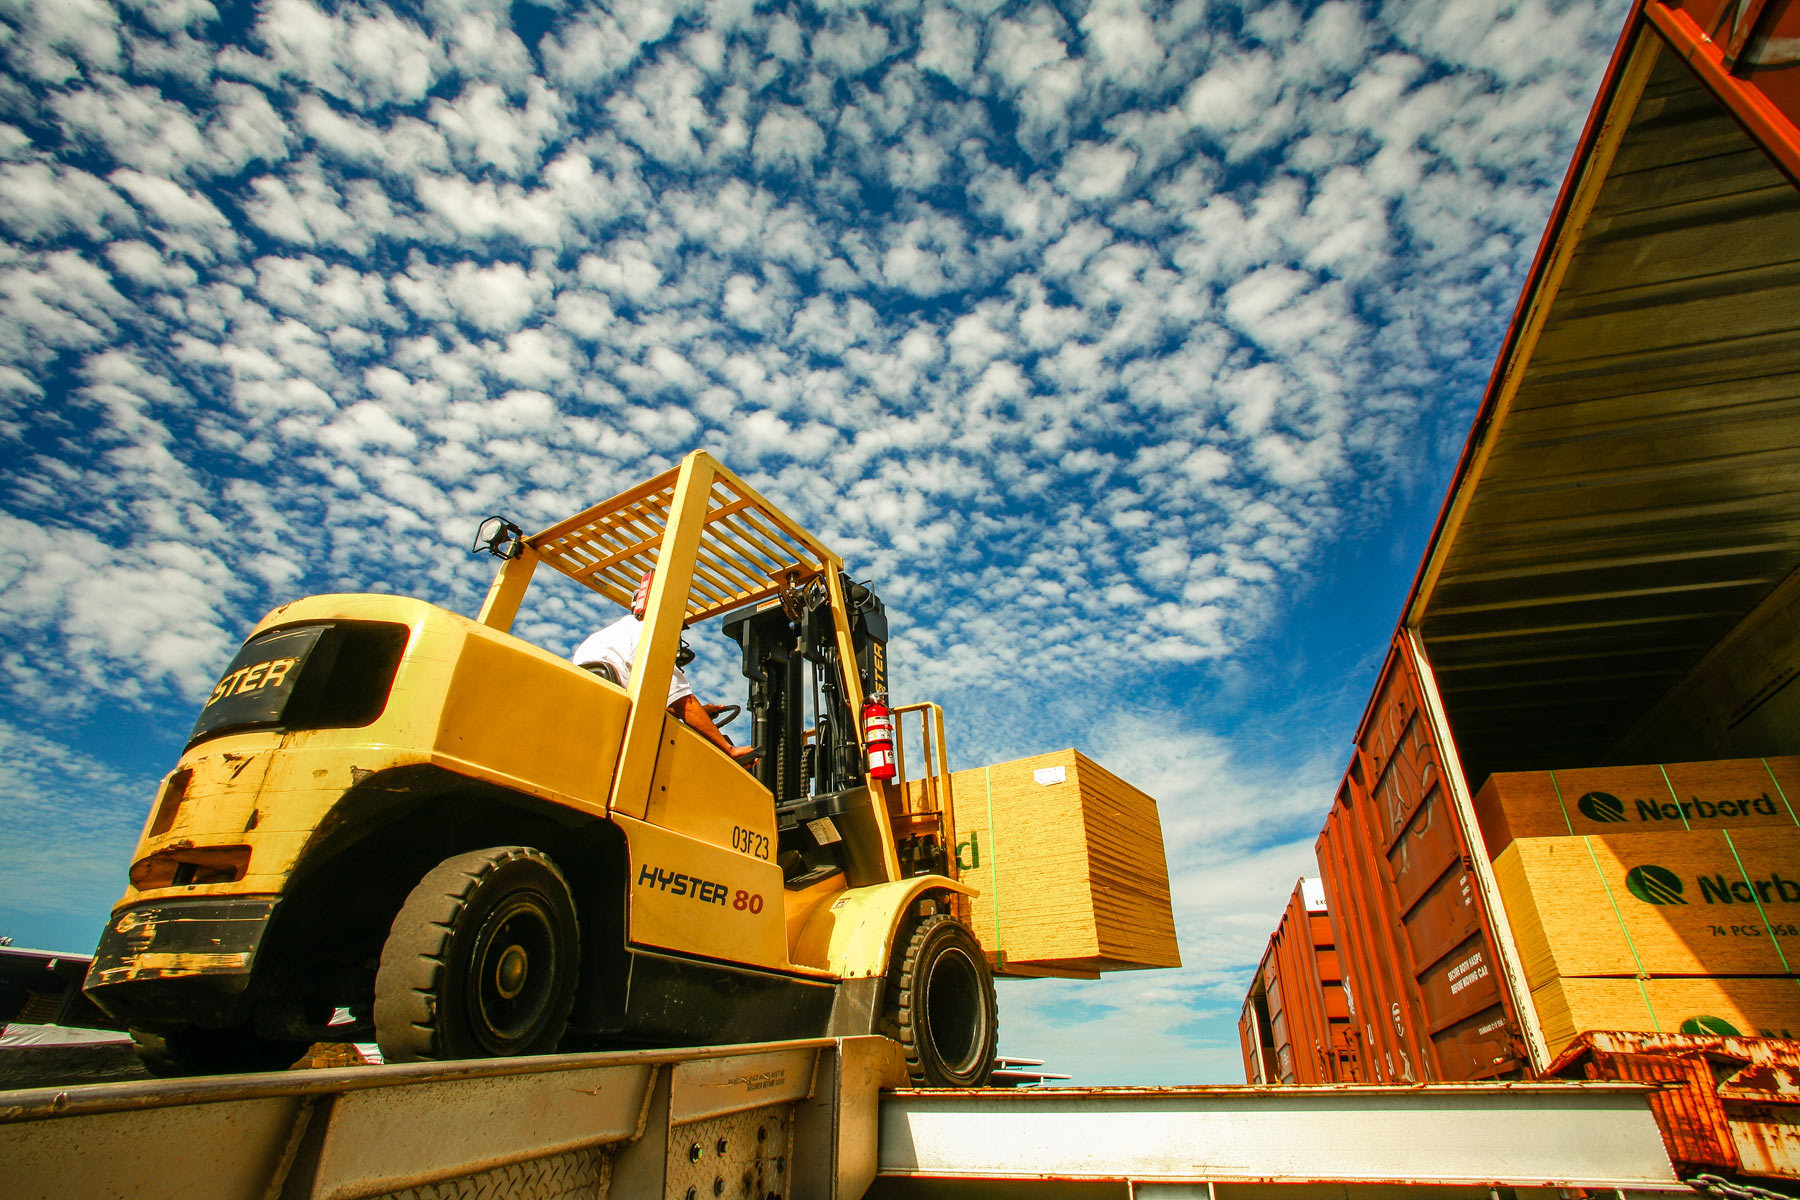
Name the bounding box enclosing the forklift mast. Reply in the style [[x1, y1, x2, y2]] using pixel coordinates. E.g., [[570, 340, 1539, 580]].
[[723, 577, 889, 804]]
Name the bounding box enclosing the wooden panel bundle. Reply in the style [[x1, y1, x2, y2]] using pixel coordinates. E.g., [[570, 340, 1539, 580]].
[[940, 749, 1180, 978], [1476, 755, 1800, 1057], [1474, 756, 1800, 855]]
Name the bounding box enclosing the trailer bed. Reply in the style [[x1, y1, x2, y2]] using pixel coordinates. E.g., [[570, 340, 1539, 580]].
[[0, 1037, 1688, 1199]]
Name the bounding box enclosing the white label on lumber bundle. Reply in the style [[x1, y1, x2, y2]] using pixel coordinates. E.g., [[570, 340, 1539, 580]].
[[1033, 766, 1067, 785]]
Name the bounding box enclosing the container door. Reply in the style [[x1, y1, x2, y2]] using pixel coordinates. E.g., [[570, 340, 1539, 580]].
[[1318, 772, 1437, 1083], [1358, 639, 1529, 1079]]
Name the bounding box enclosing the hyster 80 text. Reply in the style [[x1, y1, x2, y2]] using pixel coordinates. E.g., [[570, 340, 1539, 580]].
[[636, 864, 728, 905], [635, 865, 765, 914]]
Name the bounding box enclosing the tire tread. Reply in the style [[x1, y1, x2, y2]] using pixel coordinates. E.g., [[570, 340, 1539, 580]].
[[374, 846, 576, 1063], [886, 912, 998, 1087]]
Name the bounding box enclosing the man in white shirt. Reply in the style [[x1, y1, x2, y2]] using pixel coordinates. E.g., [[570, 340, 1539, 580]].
[[572, 612, 755, 763]]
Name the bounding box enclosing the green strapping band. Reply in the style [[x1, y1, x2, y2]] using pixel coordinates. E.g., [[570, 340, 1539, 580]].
[[1581, 834, 1660, 1031], [985, 765, 1002, 968], [1723, 829, 1791, 975], [1548, 771, 1576, 834], [1657, 763, 1692, 831], [1763, 758, 1798, 825]]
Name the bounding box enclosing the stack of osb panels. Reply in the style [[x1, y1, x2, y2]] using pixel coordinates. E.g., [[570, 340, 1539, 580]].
[[1238, 879, 1359, 1084], [1315, 647, 1526, 1086], [1472, 756, 1800, 855], [942, 749, 1180, 978], [1476, 755, 1800, 1057]]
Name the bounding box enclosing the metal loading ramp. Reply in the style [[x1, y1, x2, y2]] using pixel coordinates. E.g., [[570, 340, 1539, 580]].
[[872, 1083, 1685, 1198], [1, 1039, 1688, 1200]]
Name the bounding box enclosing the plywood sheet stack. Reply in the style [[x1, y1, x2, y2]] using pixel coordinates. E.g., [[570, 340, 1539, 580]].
[[939, 749, 1181, 978], [1473, 754, 1800, 1056]]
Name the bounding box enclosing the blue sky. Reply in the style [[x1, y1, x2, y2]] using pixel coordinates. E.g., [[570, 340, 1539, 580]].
[[0, 0, 1629, 1082]]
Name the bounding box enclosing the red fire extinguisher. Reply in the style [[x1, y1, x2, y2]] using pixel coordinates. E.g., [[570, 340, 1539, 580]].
[[630, 568, 654, 618], [862, 693, 896, 782]]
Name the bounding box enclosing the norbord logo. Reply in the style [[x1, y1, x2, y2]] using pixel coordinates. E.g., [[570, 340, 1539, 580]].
[[1577, 791, 1626, 823], [1601, 790, 1785, 824], [1626, 862, 1800, 906], [1625, 865, 1686, 905]]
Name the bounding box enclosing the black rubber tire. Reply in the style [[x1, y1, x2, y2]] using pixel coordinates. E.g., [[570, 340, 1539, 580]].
[[374, 846, 580, 1063], [885, 914, 998, 1087], [131, 1027, 304, 1077]]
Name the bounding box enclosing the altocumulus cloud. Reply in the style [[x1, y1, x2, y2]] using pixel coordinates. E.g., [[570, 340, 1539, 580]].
[[0, 0, 1627, 1080]]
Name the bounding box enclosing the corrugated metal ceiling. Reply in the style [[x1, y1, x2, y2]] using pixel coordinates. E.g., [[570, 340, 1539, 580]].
[[1416, 44, 1800, 789]]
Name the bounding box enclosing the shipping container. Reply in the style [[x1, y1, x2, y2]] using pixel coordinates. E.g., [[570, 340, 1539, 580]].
[[1316, 654, 1527, 1082], [1316, 0, 1800, 1080], [1238, 880, 1359, 1084]]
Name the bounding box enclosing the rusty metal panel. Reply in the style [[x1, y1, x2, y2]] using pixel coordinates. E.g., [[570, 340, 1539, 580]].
[[1261, 881, 1358, 1084], [668, 1045, 816, 1124], [1317, 777, 1435, 1084], [302, 1062, 656, 1200], [0, 1093, 305, 1200], [1317, 646, 1530, 1084], [1237, 1002, 1265, 1085], [1551, 1030, 1800, 1180], [0, 1037, 896, 1200]]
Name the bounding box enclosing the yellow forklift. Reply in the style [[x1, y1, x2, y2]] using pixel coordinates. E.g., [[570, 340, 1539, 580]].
[[84, 451, 992, 1085]]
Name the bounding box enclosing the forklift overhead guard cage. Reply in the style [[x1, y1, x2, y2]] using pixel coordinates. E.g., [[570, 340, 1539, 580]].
[[477, 451, 838, 632], [471, 449, 918, 882]]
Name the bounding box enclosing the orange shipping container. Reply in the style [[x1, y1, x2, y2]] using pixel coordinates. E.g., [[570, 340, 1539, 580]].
[[1315, 647, 1528, 1084], [1238, 879, 1359, 1085]]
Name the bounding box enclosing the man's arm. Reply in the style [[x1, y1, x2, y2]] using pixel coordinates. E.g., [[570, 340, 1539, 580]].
[[670, 694, 757, 761]]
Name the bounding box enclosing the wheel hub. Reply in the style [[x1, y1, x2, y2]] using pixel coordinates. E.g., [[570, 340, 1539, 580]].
[[494, 944, 529, 999]]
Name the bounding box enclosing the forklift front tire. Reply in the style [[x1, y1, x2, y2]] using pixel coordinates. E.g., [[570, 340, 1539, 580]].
[[374, 845, 580, 1063], [887, 914, 999, 1087]]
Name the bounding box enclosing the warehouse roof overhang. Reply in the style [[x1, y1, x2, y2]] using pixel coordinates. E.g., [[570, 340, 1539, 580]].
[[1402, 6, 1800, 790]]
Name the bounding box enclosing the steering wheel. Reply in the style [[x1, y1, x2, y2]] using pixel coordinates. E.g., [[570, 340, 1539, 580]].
[[710, 704, 741, 729]]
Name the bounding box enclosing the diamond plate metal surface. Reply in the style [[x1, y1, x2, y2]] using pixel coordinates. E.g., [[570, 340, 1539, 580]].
[[372, 1147, 611, 1200], [664, 1104, 794, 1200]]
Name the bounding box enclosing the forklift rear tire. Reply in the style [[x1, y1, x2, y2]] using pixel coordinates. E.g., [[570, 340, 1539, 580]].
[[886, 914, 998, 1087], [131, 1027, 305, 1077], [374, 845, 580, 1063]]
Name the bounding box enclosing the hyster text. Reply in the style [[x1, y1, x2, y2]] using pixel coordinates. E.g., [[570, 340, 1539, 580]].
[[636, 864, 728, 905], [205, 657, 300, 707]]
